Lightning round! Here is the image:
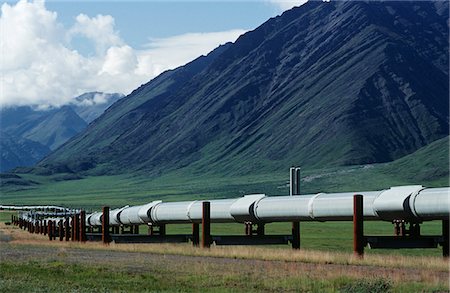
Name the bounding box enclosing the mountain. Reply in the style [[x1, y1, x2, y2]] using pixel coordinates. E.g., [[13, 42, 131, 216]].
[[1, 106, 87, 151], [72, 92, 124, 123], [38, 1, 448, 176], [0, 92, 123, 172], [0, 131, 50, 172]]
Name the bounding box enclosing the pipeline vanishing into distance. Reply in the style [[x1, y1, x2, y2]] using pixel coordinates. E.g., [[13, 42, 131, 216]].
[[79, 185, 449, 227]]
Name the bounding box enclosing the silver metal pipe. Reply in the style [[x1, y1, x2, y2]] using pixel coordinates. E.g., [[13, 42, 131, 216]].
[[77, 185, 449, 226]]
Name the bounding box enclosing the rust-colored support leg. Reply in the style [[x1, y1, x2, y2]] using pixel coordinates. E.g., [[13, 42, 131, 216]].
[[80, 211, 86, 243], [74, 214, 80, 241], [52, 221, 57, 240], [43, 220, 47, 235], [256, 223, 265, 236], [292, 221, 300, 249], [202, 201, 211, 248], [353, 194, 364, 258], [443, 219, 449, 258], [192, 223, 200, 247], [245, 222, 252, 236], [71, 216, 76, 241], [65, 218, 70, 241], [159, 224, 166, 236], [59, 220, 64, 241], [148, 225, 154, 236], [102, 206, 110, 245], [48, 221, 53, 241]]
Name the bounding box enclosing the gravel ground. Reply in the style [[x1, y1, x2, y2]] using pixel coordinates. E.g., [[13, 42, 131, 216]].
[[1, 222, 448, 288], [1, 242, 448, 285]]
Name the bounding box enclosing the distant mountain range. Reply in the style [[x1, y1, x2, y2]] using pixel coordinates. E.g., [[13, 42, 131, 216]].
[[0, 92, 123, 172], [28, 1, 450, 177]]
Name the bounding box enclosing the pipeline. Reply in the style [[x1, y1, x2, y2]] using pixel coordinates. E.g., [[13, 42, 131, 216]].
[[84, 185, 449, 226], [1, 205, 71, 211]]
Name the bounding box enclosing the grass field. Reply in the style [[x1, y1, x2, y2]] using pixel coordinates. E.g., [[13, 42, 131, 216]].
[[1, 160, 448, 209], [0, 211, 445, 258], [0, 221, 448, 293], [1, 152, 448, 291]]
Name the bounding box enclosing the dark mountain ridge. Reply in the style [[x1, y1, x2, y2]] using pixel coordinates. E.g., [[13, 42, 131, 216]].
[[0, 92, 123, 172], [39, 1, 448, 176]]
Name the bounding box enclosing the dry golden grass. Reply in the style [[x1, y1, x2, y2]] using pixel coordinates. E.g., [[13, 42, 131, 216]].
[[2, 223, 448, 274]]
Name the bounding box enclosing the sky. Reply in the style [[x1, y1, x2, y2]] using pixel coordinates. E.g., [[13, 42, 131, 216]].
[[0, 0, 308, 108]]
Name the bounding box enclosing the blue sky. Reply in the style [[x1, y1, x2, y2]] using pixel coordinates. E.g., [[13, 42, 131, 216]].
[[46, 1, 281, 49], [0, 0, 306, 107]]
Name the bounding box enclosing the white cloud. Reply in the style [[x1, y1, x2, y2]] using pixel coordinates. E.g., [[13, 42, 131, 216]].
[[68, 13, 123, 54], [136, 30, 246, 77], [100, 45, 137, 76], [0, 0, 245, 108], [268, 0, 308, 11]]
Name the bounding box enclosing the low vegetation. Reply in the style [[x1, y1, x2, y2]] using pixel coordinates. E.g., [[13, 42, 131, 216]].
[[0, 215, 448, 292]]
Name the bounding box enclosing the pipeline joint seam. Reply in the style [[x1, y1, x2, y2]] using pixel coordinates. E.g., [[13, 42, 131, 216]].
[[308, 193, 323, 220]]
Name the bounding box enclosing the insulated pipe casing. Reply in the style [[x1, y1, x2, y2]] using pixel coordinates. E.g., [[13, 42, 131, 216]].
[[109, 206, 129, 226], [229, 194, 265, 223], [187, 199, 237, 223], [413, 187, 450, 220], [151, 201, 193, 224], [80, 186, 450, 226], [87, 212, 102, 226], [373, 185, 424, 221], [118, 201, 161, 225]]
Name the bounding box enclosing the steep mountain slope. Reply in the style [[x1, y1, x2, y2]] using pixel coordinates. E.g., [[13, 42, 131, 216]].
[[40, 1, 448, 176], [21, 106, 87, 150], [0, 132, 50, 172]]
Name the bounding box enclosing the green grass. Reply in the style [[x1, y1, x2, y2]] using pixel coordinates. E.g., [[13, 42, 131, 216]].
[[1, 159, 448, 209], [0, 211, 15, 223], [0, 254, 445, 293], [161, 221, 444, 257], [0, 139, 447, 259]]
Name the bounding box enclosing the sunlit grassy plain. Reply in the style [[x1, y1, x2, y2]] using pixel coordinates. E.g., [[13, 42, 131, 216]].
[[1, 141, 448, 292], [0, 219, 448, 293]]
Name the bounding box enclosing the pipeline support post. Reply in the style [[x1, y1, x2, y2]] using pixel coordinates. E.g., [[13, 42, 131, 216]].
[[71, 215, 76, 241], [65, 218, 70, 241], [292, 221, 300, 249], [290, 167, 301, 250], [245, 222, 252, 236], [80, 210, 86, 242], [59, 220, 64, 241], [192, 223, 200, 246], [256, 223, 265, 236], [159, 224, 166, 236], [52, 220, 57, 240], [74, 214, 80, 241], [48, 221, 53, 241], [353, 194, 364, 258], [443, 220, 449, 258], [202, 201, 211, 248], [102, 206, 111, 245]]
